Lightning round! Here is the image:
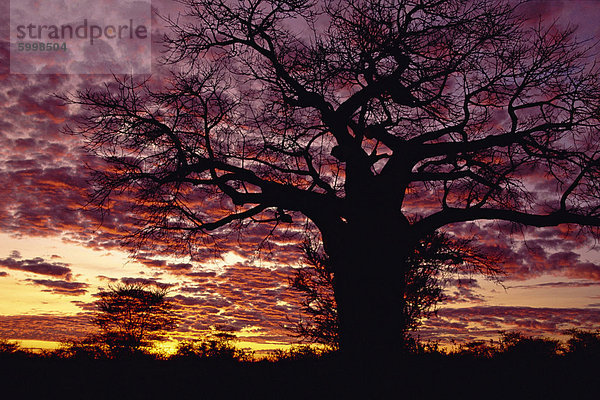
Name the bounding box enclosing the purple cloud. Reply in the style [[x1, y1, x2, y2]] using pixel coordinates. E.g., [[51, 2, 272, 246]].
[[0, 255, 71, 278], [26, 279, 89, 296]]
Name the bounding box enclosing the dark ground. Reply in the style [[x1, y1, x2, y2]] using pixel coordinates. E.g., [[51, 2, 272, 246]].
[[2, 353, 600, 400]]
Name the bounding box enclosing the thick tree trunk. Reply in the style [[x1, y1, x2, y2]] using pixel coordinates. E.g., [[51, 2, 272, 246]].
[[321, 212, 414, 361]]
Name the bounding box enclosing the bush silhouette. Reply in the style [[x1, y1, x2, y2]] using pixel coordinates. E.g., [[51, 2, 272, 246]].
[[497, 332, 562, 358], [174, 331, 253, 362], [452, 340, 498, 358], [0, 339, 21, 355], [565, 329, 600, 358], [267, 345, 333, 362]]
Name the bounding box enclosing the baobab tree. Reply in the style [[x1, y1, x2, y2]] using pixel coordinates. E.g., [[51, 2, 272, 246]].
[[65, 0, 600, 359]]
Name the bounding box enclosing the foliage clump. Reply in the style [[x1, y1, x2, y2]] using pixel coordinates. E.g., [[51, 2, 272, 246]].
[[0, 339, 23, 358], [266, 345, 335, 362], [174, 330, 254, 362], [564, 329, 600, 358]]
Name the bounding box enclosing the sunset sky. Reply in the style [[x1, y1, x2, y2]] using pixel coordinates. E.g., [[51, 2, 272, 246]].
[[2, 0, 600, 354]]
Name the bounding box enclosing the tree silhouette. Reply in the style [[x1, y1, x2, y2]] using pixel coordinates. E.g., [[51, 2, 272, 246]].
[[91, 283, 177, 356], [291, 232, 499, 349], [290, 239, 339, 349], [66, 0, 600, 359]]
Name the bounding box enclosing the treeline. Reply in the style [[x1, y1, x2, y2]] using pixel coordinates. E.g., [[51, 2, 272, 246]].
[[2, 329, 599, 362], [3, 332, 600, 399], [0, 333, 332, 362], [414, 329, 600, 359], [0, 333, 251, 362]]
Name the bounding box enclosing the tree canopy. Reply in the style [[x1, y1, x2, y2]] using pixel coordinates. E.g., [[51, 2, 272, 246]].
[[92, 283, 177, 354]]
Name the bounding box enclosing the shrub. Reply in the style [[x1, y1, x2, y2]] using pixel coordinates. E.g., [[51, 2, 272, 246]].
[[498, 332, 562, 357], [453, 340, 498, 358], [565, 329, 600, 358], [0, 339, 22, 355], [174, 332, 253, 362]]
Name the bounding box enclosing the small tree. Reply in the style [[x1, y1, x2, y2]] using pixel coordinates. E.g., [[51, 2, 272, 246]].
[[290, 240, 340, 349], [92, 283, 177, 356]]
